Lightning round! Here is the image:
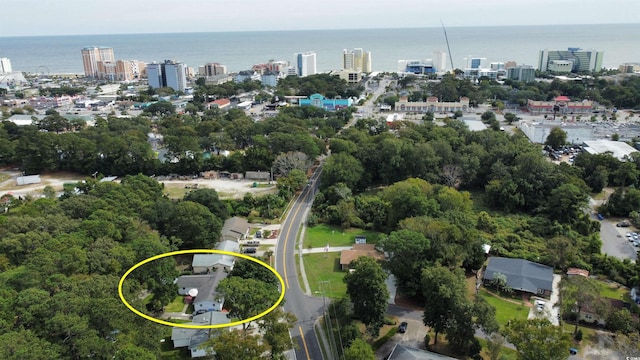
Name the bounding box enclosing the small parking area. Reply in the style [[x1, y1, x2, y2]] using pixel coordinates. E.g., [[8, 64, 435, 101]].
[[375, 318, 428, 360], [600, 218, 638, 261]]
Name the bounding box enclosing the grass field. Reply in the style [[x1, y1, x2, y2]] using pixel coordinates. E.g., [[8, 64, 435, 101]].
[[164, 295, 186, 313], [163, 185, 189, 199], [304, 224, 381, 248], [479, 289, 529, 326], [303, 252, 347, 298], [597, 281, 628, 300], [477, 337, 518, 359]]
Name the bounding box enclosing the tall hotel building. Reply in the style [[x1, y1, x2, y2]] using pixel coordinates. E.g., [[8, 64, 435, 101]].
[[538, 48, 604, 73], [81, 47, 115, 78], [294, 52, 317, 77], [199, 63, 227, 77], [343, 48, 372, 73], [147, 60, 187, 92], [0, 58, 12, 74]]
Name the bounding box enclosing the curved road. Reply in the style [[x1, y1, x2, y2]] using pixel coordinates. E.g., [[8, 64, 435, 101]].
[[275, 165, 325, 360]]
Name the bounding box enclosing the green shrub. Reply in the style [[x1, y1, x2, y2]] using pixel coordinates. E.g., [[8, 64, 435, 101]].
[[383, 317, 396, 325], [372, 327, 398, 350], [574, 329, 583, 341]]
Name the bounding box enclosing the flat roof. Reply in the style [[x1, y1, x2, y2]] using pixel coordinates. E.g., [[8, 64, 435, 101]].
[[583, 140, 638, 161]]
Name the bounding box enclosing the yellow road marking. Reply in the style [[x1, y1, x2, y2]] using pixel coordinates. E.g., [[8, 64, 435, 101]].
[[299, 325, 311, 359], [281, 187, 311, 289]]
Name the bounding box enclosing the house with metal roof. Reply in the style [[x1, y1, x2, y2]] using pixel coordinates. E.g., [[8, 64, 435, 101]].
[[483, 257, 554, 296], [191, 240, 240, 274], [171, 311, 230, 358], [387, 344, 457, 360], [220, 217, 250, 242]]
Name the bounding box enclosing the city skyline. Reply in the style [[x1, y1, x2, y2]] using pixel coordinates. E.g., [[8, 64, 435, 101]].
[[1, 0, 638, 37]]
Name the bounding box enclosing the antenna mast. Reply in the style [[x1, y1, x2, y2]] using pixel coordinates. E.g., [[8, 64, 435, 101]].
[[440, 20, 455, 72]]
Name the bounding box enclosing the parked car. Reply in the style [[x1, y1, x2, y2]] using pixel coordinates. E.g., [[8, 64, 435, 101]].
[[569, 348, 578, 355], [255, 230, 262, 238], [243, 247, 257, 254], [617, 221, 631, 227], [597, 213, 605, 220], [398, 322, 408, 333]]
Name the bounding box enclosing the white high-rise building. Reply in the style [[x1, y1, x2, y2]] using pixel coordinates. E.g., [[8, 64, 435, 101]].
[[432, 51, 447, 72], [0, 58, 12, 74], [464, 56, 488, 69], [294, 52, 317, 77]]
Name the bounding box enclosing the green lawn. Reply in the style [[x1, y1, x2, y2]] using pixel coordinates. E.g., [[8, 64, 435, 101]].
[[303, 252, 347, 298], [304, 224, 381, 248], [597, 281, 628, 300], [479, 290, 529, 326], [477, 338, 518, 360], [164, 295, 186, 313]]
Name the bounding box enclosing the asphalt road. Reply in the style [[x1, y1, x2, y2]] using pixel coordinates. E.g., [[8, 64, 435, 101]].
[[599, 218, 638, 261], [274, 78, 392, 360], [275, 166, 325, 360]]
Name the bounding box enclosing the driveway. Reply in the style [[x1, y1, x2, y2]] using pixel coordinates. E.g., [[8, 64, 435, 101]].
[[528, 274, 561, 325], [375, 318, 428, 360]]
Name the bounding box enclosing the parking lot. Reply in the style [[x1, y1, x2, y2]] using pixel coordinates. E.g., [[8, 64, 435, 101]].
[[600, 217, 638, 261]]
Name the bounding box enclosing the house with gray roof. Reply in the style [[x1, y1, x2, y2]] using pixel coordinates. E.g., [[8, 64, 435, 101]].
[[387, 344, 457, 360], [483, 257, 554, 296], [171, 311, 230, 358], [191, 240, 240, 274], [176, 271, 228, 313], [220, 217, 250, 242]]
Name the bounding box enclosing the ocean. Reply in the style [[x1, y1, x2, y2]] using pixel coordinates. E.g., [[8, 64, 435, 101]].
[[0, 24, 639, 75]]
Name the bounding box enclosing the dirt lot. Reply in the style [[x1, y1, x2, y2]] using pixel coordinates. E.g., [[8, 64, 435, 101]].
[[0, 170, 276, 200]]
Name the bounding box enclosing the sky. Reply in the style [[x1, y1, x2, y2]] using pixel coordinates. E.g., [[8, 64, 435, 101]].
[[1, 0, 638, 37]]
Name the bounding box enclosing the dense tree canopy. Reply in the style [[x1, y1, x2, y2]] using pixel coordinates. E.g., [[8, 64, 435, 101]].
[[344, 256, 389, 337]]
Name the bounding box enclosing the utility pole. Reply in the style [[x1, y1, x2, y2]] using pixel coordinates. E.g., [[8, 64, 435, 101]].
[[317, 281, 338, 360]]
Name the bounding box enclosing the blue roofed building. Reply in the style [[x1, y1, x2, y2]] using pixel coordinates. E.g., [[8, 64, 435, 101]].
[[299, 93, 353, 111]]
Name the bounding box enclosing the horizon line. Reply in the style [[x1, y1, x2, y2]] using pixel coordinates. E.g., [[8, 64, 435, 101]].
[[1, 22, 638, 39]]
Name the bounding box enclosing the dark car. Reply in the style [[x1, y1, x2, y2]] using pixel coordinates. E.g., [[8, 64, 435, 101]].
[[243, 247, 257, 254], [617, 221, 630, 227], [398, 322, 408, 333], [255, 230, 262, 238], [569, 348, 578, 355]]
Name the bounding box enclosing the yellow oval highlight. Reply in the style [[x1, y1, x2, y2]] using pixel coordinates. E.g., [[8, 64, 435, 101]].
[[118, 249, 285, 329]]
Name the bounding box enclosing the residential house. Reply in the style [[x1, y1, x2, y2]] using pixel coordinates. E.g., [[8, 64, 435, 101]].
[[176, 271, 228, 313], [387, 344, 457, 360], [579, 298, 628, 327], [171, 311, 230, 358], [339, 243, 385, 271], [220, 217, 250, 242], [483, 257, 554, 296], [234, 70, 260, 83], [191, 240, 240, 274]]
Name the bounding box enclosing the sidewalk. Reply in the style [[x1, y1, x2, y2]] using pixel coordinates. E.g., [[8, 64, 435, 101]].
[[300, 246, 352, 254]]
